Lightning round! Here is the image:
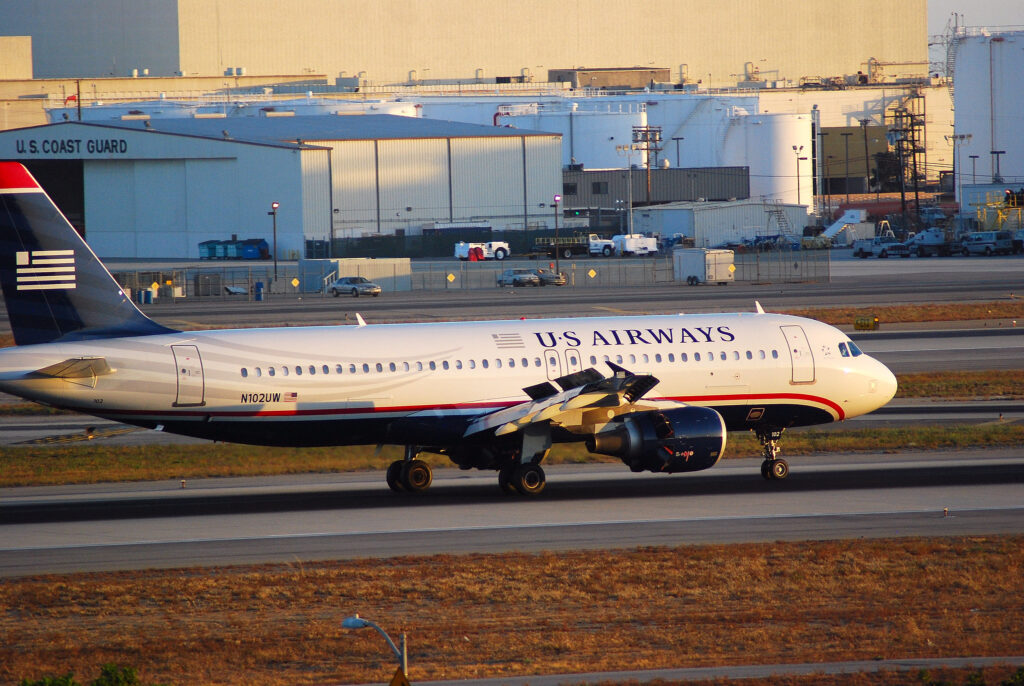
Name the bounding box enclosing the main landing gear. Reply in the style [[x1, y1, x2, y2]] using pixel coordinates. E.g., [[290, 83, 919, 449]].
[[498, 461, 547, 496], [386, 445, 433, 493], [755, 427, 789, 481]]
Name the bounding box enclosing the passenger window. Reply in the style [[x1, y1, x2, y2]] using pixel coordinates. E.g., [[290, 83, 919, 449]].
[[240, 368, 248, 378], [294, 366, 302, 376], [349, 364, 357, 374], [508, 358, 515, 368], [668, 353, 675, 362], [482, 359, 489, 369], [694, 352, 701, 362], [746, 350, 753, 360], [495, 359, 502, 369], [615, 354, 623, 364], [255, 367, 262, 377], [282, 367, 289, 376], [390, 362, 397, 372], [680, 352, 687, 362], [469, 360, 476, 369], [308, 365, 316, 375], [655, 354, 662, 363], [429, 361, 436, 370], [403, 362, 410, 371], [642, 354, 649, 363], [376, 363, 383, 372], [535, 358, 542, 367], [771, 350, 779, 359], [732, 351, 739, 360], [323, 365, 329, 374], [269, 367, 276, 377], [590, 355, 597, 365], [719, 351, 726, 361], [456, 360, 463, 370], [521, 358, 528, 367], [707, 352, 714, 362], [442, 360, 450, 370], [759, 350, 766, 360], [416, 361, 423, 371], [363, 363, 370, 373]]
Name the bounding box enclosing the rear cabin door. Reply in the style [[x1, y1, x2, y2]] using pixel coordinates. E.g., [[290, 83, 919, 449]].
[[779, 325, 815, 384], [172, 344, 206, 406]]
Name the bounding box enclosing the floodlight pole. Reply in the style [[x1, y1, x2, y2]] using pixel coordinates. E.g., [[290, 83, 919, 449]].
[[268, 201, 280, 281]]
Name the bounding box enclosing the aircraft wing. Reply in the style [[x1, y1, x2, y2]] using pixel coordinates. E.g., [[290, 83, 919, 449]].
[[463, 362, 685, 438]]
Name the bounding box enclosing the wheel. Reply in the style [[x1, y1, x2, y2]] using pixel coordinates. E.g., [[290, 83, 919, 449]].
[[760, 460, 772, 480], [372, 292, 380, 297], [351, 288, 359, 297], [962, 247, 970, 256], [857, 251, 867, 259], [602, 246, 613, 256], [512, 463, 546, 495], [386, 460, 406, 492], [400, 459, 432, 492], [494, 248, 507, 260], [332, 288, 340, 297], [917, 246, 926, 257], [984, 246, 993, 256], [498, 464, 518, 494], [878, 249, 887, 258], [769, 458, 789, 480], [562, 248, 573, 259]]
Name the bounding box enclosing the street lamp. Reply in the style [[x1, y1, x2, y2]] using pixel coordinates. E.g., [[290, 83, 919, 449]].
[[615, 144, 639, 232], [841, 132, 853, 204], [945, 134, 972, 212], [553, 193, 562, 274], [791, 145, 807, 206], [969, 154, 979, 184], [267, 201, 280, 281], [342, 613, 408, 679]]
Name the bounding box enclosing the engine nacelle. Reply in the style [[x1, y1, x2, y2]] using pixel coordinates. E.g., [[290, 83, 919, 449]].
[[586, 407, 727, 473]]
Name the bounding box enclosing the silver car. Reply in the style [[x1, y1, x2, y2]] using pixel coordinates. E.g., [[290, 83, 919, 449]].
[[497, 268, 541, 287], [329, 276, 382, 297]]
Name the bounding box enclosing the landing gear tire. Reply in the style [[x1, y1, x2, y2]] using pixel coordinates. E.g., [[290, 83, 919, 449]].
[[512, 463, 546, 496], [386, 460, 406, 492], [770, 458, 789, 480], [400, 459, 433, 492]]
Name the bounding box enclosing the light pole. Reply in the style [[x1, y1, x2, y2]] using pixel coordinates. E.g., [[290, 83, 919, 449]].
[[343, 614, 408, 679], [969, 154, 979, 184], [945, 133, 972, 212], [859, 118, 872, 194], [615, 144, 639, 233], [671, 136, 684, 166], [267, 201, 280, 281], [791, 145, 807, 206], [841, 132, 853, 204], [553, 193, 562, 274]]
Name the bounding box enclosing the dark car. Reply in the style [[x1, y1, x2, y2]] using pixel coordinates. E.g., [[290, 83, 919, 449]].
[[532, 268, 567, 286], [329, 276, 382, 297]]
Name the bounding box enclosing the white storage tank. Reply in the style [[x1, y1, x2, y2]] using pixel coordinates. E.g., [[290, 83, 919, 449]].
[[722, 113, 813, 207]]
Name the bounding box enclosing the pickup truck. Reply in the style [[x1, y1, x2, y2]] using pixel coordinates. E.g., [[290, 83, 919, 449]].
[[534, 233, 615, 258], [851, 235, 909, 259], [454, 241, 510, 261]]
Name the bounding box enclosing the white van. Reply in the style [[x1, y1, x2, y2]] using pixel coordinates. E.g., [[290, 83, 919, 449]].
[[961, 231, 1013, 256]]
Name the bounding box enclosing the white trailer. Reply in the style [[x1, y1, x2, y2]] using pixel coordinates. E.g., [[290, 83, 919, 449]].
[[673, 248, 735, 285], [612, 233, 658, 256]]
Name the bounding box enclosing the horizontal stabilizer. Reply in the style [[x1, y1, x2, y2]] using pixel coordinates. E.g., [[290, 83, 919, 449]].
[[34, 357, 113, 379]]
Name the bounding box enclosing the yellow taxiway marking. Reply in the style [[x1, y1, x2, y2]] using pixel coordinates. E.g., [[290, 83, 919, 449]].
[[18, 425, 144, 445]]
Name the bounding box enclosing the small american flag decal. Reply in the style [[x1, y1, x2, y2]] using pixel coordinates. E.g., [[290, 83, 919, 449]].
[[16, 250, 76, 291], [283, 392, 298, 402]]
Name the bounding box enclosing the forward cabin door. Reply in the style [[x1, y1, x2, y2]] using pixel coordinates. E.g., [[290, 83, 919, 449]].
[[172, 344, 206, 406], [779, 325, 815, 383]]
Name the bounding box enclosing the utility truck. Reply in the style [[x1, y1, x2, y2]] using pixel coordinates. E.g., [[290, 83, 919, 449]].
[[612, 233, 658, 256], [454, 241, 510, 261]]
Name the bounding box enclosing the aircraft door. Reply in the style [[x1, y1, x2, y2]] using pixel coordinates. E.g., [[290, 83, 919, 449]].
[[171, 344, 206, 406], [563, 348, 583, 375], [779, 325, 815, 383], [543, 348, 562, 380]]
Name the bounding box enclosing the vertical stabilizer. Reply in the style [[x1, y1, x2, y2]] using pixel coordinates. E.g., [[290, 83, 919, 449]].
[[0, 163, 177, 345]]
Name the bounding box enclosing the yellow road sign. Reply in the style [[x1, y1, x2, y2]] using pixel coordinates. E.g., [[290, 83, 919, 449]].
[[389, 666, 411, 686]]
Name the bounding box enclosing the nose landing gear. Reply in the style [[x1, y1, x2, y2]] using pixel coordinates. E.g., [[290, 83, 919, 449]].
[[755, 427, 789, 481]]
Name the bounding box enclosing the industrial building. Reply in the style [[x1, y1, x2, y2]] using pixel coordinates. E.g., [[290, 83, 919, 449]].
[[0, 115, 560, 258]]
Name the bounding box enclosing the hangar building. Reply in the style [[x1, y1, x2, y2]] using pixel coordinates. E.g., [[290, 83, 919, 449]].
[[0, 115, 561, 259]]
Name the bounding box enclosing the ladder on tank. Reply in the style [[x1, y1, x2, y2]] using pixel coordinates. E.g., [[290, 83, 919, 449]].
[[765, 201, 800, 245]]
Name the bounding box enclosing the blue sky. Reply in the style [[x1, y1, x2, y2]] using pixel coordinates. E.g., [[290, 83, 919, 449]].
[[928, 0, 1024, 35]]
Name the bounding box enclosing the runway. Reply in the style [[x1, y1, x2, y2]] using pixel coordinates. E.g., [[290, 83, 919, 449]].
[[2, 451, 1022, 577]]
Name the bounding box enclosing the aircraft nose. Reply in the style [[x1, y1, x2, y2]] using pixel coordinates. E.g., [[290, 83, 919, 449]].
[[871, 360, 898, 405]]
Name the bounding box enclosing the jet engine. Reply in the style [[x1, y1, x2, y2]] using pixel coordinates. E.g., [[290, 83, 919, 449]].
[[586, 407, 726, 473]]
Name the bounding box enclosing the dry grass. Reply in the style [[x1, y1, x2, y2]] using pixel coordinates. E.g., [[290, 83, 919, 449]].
[[896, 370, 1024, 400], [779, 301, 1024, 325], [1, 422, 1023, 487], [2, 537, 1021, 685]]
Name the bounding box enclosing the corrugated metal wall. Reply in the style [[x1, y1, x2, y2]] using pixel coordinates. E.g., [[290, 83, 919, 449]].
[[563, 168, 749, 209]]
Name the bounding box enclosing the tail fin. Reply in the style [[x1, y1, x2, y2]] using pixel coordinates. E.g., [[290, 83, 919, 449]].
[[0, 162, 177, 345]]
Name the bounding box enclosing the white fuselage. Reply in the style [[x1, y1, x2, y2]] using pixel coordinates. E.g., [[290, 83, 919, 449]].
[[0, 311, 895, 447]]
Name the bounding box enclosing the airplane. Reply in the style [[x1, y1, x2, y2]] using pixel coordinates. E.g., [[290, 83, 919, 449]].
[[0, 162, 897, 495]]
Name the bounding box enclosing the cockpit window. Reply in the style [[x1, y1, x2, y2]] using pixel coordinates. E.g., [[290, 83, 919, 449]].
[[848, 341, 864, 357], [839, 342, 850, 357]]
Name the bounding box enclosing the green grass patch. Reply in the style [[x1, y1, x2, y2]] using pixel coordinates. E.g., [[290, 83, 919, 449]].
[[2, 423, 1022, 487]]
